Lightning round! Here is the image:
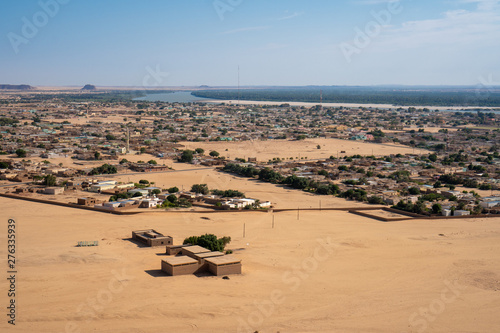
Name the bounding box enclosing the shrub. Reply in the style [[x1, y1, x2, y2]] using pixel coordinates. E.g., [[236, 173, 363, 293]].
[[168, 186, 179, 193], [89, 164, 117, 175], [166, 194, 178, 204], [368, 196, 384, 205], [179, 150, 194, 163], [183, 234, 231, 252], [191, 184, 209, 195], [15, 149, 26, 158]]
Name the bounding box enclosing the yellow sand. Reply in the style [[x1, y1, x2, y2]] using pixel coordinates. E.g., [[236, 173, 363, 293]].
[[181, 138, 428, 161], [1, 162, 500, 333]]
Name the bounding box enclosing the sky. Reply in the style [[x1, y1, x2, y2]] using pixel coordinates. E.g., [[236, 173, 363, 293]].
[[0, 0, 499, 87]]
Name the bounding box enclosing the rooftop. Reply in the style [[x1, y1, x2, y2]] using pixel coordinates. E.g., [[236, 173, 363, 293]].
[[182, 245, 211, 254], [196, 251, 225, 259], [162, 256, 198, 266], [205, 255, 241, 266]]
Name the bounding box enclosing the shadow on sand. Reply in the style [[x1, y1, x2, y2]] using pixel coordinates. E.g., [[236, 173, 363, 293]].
[[122, 238, 149, 248]]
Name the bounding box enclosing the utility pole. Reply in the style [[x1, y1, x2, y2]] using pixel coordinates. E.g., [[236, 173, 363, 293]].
[[243, 223, 246, 238]]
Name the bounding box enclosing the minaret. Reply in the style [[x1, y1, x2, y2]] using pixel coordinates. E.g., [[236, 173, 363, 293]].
[[126, 127, 130, 154]]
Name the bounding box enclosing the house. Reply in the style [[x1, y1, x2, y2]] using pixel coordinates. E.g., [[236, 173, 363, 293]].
[[454, 210, 470, 216], [222, 198, 256, 209], [132, 229, 173, 247], [139, 198, 162, 208], [115, 183, 135, 190], [160, 244, 241, 277], [103, 201, 121, 209], [44, 187, 64, 195], [161, 256, 200, 276], [89, 181, 117, 193], [128, 189, 149, 197], [205, 255, 242, 276], [77, 197, 96, 206]]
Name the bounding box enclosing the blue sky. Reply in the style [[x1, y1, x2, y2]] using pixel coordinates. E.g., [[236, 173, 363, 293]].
[[1, 0, 499, 87]]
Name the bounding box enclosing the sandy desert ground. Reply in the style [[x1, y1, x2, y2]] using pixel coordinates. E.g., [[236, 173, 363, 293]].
[[1, 140, 499, 333], [1, 193, 500, 333], [181, 138, 428, 162], [1, 157, 500, 333]]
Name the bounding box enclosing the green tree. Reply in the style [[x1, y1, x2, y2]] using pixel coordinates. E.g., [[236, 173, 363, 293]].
[[15, 149, 26, 158], [432, 203, 442, 215], [183, 234, 231, 252], [168, 186, 179, 193], [368, 196, 384, 204], [166, 194, 178, 204], [180, 150, 194, 163], [191, 184, 209, 195], [43, 174, 57, 186], [195, 148, 205, 154], [209, 150, 220, 157], [408, 187, 421, 195]]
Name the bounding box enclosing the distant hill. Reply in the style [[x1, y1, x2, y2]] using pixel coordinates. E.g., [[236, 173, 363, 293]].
[[81, 84, 97, 91], [0, 84, 33, 90]]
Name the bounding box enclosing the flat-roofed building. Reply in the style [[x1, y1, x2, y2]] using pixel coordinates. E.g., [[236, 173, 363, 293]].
[[205, 255, 242, 276], [89, 183, 116, 193], [166, 244, 189, 255], [181, 245, 211, 259], [77, 197, 96, 206], [44, 187, 64, 195], [195, 251, 224, 260], [132, 229, 173, 247], [161, 256, 199, 276]]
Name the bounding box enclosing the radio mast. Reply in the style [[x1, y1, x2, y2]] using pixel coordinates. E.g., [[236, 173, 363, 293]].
[[238, 65, 240, 106]]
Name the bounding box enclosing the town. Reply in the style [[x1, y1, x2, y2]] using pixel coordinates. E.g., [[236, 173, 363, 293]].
[[0, 89, 498, 216]]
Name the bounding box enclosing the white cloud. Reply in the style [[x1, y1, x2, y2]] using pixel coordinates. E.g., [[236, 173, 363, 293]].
[[221, 26, 271, 35], [356, 0, 401, 5], [277, 11, 304, 21], [375, 0, 500, 49]]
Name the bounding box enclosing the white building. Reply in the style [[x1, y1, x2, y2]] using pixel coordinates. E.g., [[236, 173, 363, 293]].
[[454, 210, 470, 216]]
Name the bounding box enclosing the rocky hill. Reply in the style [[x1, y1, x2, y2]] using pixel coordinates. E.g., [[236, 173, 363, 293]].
[[81, 84, 97, 91], [0, 84, 33, 90]]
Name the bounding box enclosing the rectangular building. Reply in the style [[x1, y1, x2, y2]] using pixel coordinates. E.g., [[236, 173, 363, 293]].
[[132, 229, 173, 247], [181, 245, 211, 259], [205, 255, 242, 276], [161, 256, 199, 276]]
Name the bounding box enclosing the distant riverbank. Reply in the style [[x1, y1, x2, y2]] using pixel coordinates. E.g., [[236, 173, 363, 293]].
[[134, 91, 499, 112], [133, 91, 213, 103]]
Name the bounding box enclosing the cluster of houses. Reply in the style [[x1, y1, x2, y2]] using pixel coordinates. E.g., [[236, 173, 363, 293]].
[[1, 92, 498, 169], [179, 192, 271, 210], [132, 230, 241, 277]]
